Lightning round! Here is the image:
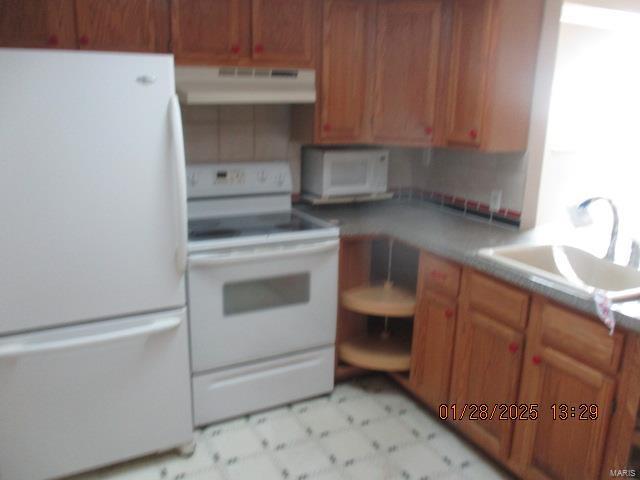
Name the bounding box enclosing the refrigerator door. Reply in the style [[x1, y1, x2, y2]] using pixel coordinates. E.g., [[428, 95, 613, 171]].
[[0, 49, 187, 335], [0, 308, 192, 480]]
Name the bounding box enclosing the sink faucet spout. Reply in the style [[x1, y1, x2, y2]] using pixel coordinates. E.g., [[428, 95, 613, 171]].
[[577, 197, 619, 262]]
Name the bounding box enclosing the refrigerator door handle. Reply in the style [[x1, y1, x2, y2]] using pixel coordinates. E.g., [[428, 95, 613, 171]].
[[169, 94, 188, 274], [0, 317, 182, 359]]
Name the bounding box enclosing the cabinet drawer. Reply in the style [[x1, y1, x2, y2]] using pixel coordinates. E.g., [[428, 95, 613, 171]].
[[465, 270, 529, 330], [420, 252, 461, 298], [537, 300, 624, 374]]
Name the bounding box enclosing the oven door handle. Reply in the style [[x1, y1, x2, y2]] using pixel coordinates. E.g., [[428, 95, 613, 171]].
[[189, 239, 338, 267]]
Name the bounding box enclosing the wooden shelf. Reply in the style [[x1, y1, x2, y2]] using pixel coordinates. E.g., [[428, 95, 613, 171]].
[[338, 333, 411, 372], [341, 281, 416, 318]]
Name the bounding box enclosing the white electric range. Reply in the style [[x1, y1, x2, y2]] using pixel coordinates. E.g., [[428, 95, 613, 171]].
[[186, 162, 339, 426]]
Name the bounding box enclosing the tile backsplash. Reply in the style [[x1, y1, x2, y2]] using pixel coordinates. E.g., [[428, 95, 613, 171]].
[[387, 148, 526, 214], [417, 148, 526, 212], [182, 105, 302, 193]]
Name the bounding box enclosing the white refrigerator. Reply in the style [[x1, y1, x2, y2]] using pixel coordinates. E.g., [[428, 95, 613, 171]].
[[0, 49, 192, 480]]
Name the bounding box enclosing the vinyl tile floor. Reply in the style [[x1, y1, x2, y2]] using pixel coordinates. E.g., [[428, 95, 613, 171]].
[[69, 375, 511, 480]]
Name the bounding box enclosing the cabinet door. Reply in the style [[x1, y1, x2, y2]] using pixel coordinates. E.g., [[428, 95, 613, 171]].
[[410, 291, 457, 410], [512, 299, 617, 480], [172, 0, 250, 64], [371, 0, 441, 145], [251, 0, 315, 67], [0, 0, 76, 49], [450, 305, 524, 459], [74, 0, 167, 52], [319, 0, 372, 142], [444, 0, 494, 148]]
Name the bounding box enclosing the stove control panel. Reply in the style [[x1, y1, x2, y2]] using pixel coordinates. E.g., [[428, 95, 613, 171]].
[[186, 162, 293, 199]]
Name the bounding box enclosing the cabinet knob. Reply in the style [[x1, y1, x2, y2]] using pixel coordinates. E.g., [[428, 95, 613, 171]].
[[532, 355, 542, 365], [469, 129, 478, 140], [79, 35, 89, 46], [508, 342, 519, 353], [425, 126, 433, 135], [47, 34, 59, 46], [322, 123, 331, 132], [444, 309, 454, 319], [254, 44, 264, 53], [230, 44, 240, 54]]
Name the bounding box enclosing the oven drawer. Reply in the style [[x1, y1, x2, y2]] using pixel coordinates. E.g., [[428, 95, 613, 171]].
[[188, 239, 339, 372], [192, 346, 334, 426]]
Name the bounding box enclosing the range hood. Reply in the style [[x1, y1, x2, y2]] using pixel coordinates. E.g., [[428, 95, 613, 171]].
[[175, 66, 316, 105]]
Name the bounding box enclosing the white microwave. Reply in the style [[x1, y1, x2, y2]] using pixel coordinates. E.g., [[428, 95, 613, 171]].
[[301, 148, 389, 198]]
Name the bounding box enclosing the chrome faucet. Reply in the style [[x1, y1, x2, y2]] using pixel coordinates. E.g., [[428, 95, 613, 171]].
[[577, 197, 619, 261]]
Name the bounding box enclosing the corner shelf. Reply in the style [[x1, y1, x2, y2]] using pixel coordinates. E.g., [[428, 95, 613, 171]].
[[338, 334, 412, 372], [341, 281, 416, 318], [335, 238, 419, 377]]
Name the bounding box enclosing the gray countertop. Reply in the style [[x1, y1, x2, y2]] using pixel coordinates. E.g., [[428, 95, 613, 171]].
[[297, 200, 640, 334]]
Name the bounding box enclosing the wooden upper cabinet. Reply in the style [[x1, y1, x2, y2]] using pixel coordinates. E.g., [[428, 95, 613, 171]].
[[372, 0, 442, 145], [443, 0, 492, 149], [251, 0, 316, 67], [74, 0, 169, 52], [319, 0, 373, 143], [512, 298, 617, 479], [449, 269, 528, 460], [0, 0, 76, 49], [171, 0, 250, 64], [444, 0, 544, 151]]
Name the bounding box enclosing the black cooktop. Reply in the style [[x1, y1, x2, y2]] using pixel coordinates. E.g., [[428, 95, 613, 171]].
[[188, 212, 325, 241]]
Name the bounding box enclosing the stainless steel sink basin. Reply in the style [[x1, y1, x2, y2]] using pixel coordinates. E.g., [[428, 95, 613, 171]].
[[479, 244, 640, 301]]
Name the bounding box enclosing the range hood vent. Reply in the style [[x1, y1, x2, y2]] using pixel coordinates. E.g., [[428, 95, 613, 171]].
[[175, 66, 316, 105]]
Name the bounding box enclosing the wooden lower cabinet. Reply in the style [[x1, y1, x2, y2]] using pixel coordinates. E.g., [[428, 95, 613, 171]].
[[410, 291, 456, 409], [409, 252, 460, 409], [511, 298, 618, 480], [338, 243, 640, 478], [449, 296, 525, 459]]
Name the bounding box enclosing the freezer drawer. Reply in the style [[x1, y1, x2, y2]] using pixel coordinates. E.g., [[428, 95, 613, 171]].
[[192, 346, 334, 426], [0, 309, 193, 480]]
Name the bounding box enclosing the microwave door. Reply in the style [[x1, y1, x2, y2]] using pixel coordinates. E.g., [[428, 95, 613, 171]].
[[323, 157, 374, 196]]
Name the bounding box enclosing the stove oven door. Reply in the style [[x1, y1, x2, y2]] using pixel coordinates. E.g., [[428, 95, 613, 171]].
[[188, 239, 339, 373]]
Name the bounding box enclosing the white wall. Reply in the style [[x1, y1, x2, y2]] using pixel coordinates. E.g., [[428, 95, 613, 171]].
[[535, 3, 640, 238]]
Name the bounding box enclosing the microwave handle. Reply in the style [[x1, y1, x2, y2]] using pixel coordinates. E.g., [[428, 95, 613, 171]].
[[189, 239, 338, 268]]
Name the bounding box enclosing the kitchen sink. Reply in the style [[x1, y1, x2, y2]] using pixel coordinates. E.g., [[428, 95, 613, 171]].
[[479, 244, 640, 301]]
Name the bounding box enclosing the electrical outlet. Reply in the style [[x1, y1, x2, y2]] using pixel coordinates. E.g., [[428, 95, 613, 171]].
[[490, 189, 502, 212]]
